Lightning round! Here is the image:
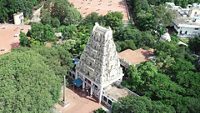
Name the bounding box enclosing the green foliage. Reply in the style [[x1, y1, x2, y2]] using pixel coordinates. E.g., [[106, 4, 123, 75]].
[[189, 36, 200, 55], [123, 57, 200, 112], [51, 17, 60, 28], [82, 12, 105, 26], [58, 25, 77, 39], [41, 11, 52, 25], [29, 23, 55, 42], [0, 50, 61, 113], [116, 40, 136, 52], [114, 26, 158, 51], [57, 24, 90, 55], [19, 32, 30, 47], [31, 45, 73, 79], [112, 96, 175, 113], [104, 12, 123, 30], [50, 0, 81, 25], [0, 0, 39, 22], [81, 11, 123, 30], [94, 108, 107, 113], [148, 0, 200, 7], [136, 10, 156, 31], [123, 62, 158, 94], [129, 0, 174, 31]]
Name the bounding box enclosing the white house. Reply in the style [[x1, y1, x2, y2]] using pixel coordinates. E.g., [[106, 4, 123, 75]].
[[13, 12, 24, 25], [173, 19, 200, 37], [167, 2, 200, 38]]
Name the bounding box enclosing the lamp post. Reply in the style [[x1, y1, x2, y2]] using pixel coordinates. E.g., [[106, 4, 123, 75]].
[[62, 75, 68, 107]]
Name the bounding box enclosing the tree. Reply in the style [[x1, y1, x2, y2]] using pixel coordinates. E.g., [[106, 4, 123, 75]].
[[82, 12, 103, 26], [112, 96, 175, 113], [123, 62, 158, 94], [29, 23, 55, 42], [0, 50, 61, 113], [51, 0, 81, 25], [153, 5, 175, 27], [116, 40, 136, 52], [58, 24, 77, 39], [189, 36, 200, 55], [94, 108, 107, 113], [112, 96, 152, 113], [32, 45, 73, 79], [51, 17, 60, 28], [19, 32, 30, 47], [0, 0, 39, 22], [41, 10, 52, 25], [104, 12, 123, 30], [136, 10, 156, 31]]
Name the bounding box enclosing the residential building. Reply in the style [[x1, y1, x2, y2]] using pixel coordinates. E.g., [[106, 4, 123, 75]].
[[13, 12, 24, 25], [74, 23, 135, 107], [166, 2, 200, 38]]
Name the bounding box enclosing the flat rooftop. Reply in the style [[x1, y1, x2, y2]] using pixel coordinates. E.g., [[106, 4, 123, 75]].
[[118, 48, 155, 65], [104, 85, 133, 100], [0, 24, 31, 55], [173, 17, 200, 27], [68, 0, 129, 21]]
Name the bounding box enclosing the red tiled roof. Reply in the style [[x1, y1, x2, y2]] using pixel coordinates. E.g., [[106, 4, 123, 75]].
[[0, 24, 31, 55], [118, 48, 155, 65], [68, 0, 129, 21]]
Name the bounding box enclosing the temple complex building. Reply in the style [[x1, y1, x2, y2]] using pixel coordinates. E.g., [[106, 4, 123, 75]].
[[74, 23, 134, 107]]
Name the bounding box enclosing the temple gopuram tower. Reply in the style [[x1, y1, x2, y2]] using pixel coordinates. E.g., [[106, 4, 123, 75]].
[[75, 23, 124, 104]]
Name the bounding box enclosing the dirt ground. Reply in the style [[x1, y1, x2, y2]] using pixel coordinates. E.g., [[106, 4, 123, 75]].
[[54, 87, 104, 113]]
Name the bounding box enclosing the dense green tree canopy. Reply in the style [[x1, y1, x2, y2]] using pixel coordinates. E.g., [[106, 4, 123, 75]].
[[29, 23, 55, 42], [129, 0, 174, 31], [0, 50, 61, 113], [189, 36, 200, 55], [104, 12, 123, 30], [112, 96, 175, 113], [147, 0, 200, 7], [19, 32, 30, 47], [50, 0, 81, 25], [0, 0, 39, 22]]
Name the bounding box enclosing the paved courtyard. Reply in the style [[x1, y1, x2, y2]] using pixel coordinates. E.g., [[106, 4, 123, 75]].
[[68, 0, 129, 21], [54, 87, 104, 113]]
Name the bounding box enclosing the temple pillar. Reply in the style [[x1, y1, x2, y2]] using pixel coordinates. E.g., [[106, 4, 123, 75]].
[[75, 71, 78, 79], [82, 77, 85, 91], [90, 83, 93, 96], [99, 87, 103, 104]]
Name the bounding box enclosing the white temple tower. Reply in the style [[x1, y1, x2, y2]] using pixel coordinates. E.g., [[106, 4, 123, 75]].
[[75, 23, 124, 103]]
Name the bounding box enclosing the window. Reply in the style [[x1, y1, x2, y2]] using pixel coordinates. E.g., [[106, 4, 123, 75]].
[[195, 28, 199, 30], [94, 85, 98, 89], [108, 99, 112, 105], [185, 31, 187, 34], [103, 96, 107, 102]]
